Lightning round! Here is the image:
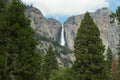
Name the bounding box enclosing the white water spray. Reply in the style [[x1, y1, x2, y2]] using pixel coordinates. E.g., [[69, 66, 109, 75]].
[[60, 24, 65, 46], [115, 17, 118, 25]]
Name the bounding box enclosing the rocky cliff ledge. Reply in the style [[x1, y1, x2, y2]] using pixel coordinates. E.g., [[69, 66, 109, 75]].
[[64, 7, 119, 55]]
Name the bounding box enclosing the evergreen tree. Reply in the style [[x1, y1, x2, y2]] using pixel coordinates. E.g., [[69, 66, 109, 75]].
[[117, 7, 120, 78], [118, 41, 120, 69], [41, 45, 58, 80], [106, 47, 113, 79], [116, 6, 120, 24], [0, 0, 9, 79], [109, 6, 120, 24], [15, 51, 42, 80], [72, 12, 107, 80], [0, 0, 8, 13], [0, 0, 42, 80], [49, 68, 74, 80]]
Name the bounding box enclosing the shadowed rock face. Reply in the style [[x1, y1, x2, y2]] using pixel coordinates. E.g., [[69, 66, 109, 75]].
[[64, 7, 119, 55]]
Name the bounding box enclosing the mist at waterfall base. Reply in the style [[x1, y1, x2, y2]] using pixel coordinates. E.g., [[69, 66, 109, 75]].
[[60, 25, 65, 46]]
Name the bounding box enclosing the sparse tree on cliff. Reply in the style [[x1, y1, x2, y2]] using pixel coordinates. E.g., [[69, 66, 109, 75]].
[[116, 6, 120, 24]]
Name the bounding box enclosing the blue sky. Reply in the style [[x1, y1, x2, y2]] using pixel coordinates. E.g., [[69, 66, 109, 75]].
[[22, 0, 120, 23], [107, 0, 120, 12]]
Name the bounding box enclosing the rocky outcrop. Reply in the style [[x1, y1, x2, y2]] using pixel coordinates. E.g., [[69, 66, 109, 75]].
[[26, 7, 61, 41], [47, 18, 62, 42], [64, 7, 119, 55], [25, 7, 74, 67]]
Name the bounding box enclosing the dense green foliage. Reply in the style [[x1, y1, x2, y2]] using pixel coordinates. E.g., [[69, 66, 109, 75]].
[[0, 0, 8, 13], [115, 41, 120, 80], [0, 0, 8, 79], [0, 0, 42, 80], [106, 47, 113, 69], [49, 68, 74, 80], [72, 12, 107, 80], [118, 41, 120, 69], [41, 45, 58, 80], [106, 47, 113, 79], [0, 0, 71, 79]]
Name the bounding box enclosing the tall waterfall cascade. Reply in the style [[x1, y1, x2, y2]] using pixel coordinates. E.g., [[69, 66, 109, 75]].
[[60, 24, 65, 46], [115, 17, 118, 25]]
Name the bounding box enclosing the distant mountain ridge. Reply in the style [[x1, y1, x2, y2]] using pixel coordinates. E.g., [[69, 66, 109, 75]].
[[25, 7, 120, 66]]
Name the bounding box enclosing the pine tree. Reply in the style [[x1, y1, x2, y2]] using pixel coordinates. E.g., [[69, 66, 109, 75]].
[[0, 0, 8, 13], [0, 0, 42, 80], [41, 45, 58, 80], [106, 47, 113, 79], [0, 0, 9, 79], [118, 41, 120, 69], [72, 12, 107, 80], [116, 6, 120, 24], [117, 6, 120, 79], [109, 6, 120, 24], [49, 68, 74, 80]]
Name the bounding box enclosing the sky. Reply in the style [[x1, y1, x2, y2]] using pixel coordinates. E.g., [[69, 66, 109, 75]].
[[22, 0, 120, 23]]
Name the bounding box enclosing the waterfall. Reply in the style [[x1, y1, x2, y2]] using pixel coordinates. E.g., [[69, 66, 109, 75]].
[[60, 24, 65, 46], [115, 17, 118, 25]]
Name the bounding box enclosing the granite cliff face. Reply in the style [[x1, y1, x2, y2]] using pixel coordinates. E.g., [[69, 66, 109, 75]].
[[25, 7, 119, 66], [25, 7, 74, 67], [26, 7, 61, 41], [64, 7, 119, 55]]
